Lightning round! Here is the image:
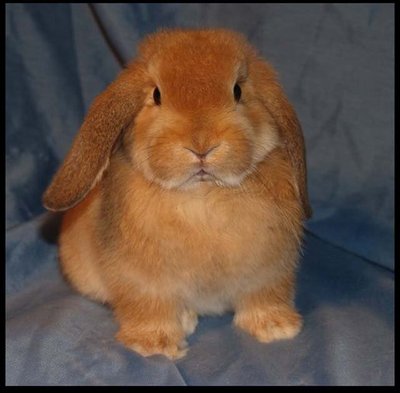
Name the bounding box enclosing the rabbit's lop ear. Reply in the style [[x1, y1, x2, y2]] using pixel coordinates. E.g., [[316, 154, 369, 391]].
[[252, 58, 312, 219], [43, 64, 145, 211]]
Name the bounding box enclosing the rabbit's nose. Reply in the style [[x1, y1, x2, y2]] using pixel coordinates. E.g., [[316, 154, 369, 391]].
[[184, 144, 220, 160]]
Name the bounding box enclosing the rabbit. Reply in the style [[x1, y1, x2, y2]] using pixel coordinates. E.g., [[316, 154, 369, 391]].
[[43, 28, 312, 360]]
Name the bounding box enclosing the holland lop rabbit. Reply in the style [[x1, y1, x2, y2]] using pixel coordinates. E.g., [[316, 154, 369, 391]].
[[43, 29, 312, 359]]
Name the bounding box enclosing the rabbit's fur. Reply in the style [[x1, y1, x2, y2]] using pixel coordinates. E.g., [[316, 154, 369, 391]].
[[43, 29, 311, 359]]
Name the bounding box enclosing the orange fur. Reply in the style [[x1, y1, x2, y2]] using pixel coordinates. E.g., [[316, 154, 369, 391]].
[[43, 28, 311, 359]]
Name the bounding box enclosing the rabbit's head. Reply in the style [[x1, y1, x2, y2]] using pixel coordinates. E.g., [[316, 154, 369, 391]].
[[43, 29, 311, 219]]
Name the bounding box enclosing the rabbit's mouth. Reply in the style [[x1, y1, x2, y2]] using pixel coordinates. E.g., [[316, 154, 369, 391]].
[[177, 168, 219, 189], [194, 169, 212, 181], [178, 166, 250, 190]]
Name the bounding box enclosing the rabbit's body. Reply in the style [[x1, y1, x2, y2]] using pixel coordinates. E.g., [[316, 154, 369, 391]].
[[44, 29, 311, 359], [61, 147, 302, 315]]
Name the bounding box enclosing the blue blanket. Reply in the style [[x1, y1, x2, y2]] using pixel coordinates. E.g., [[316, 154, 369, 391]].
[[6, 4, 394, 385]]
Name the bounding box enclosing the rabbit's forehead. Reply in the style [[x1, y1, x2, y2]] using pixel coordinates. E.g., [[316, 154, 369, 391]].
[[150, 59, 241, 109], [140, 31, 251, 109], [147, 38, 247, 88]]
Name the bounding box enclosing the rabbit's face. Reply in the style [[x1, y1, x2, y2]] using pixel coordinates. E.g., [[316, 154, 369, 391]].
[[125, 31, 280, 190], [43, 29, 310, 218]]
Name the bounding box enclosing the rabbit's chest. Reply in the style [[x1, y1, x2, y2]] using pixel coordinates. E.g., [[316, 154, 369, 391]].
[[155, 195, 282, 308], [125, 185, 299, 314], [163, 194, 271, 259]]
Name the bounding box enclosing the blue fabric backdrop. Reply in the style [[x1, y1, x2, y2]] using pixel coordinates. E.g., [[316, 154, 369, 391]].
[[6, 3, 394, 386]]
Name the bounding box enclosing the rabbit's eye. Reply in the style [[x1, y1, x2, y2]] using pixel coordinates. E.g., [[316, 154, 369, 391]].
[[234, 83, 242, 102], [153, 87, 161, 105]]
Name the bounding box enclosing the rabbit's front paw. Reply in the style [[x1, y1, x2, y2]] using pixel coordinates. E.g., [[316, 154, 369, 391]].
[[117, 327, 188, 360], [234, 305, 302, 343]]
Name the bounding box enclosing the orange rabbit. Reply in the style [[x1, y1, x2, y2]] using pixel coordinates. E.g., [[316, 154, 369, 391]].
[[43, 28, 312, 359]]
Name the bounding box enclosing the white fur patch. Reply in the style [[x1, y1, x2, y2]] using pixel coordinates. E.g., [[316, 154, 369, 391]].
[[252, 123, 281, 164]]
